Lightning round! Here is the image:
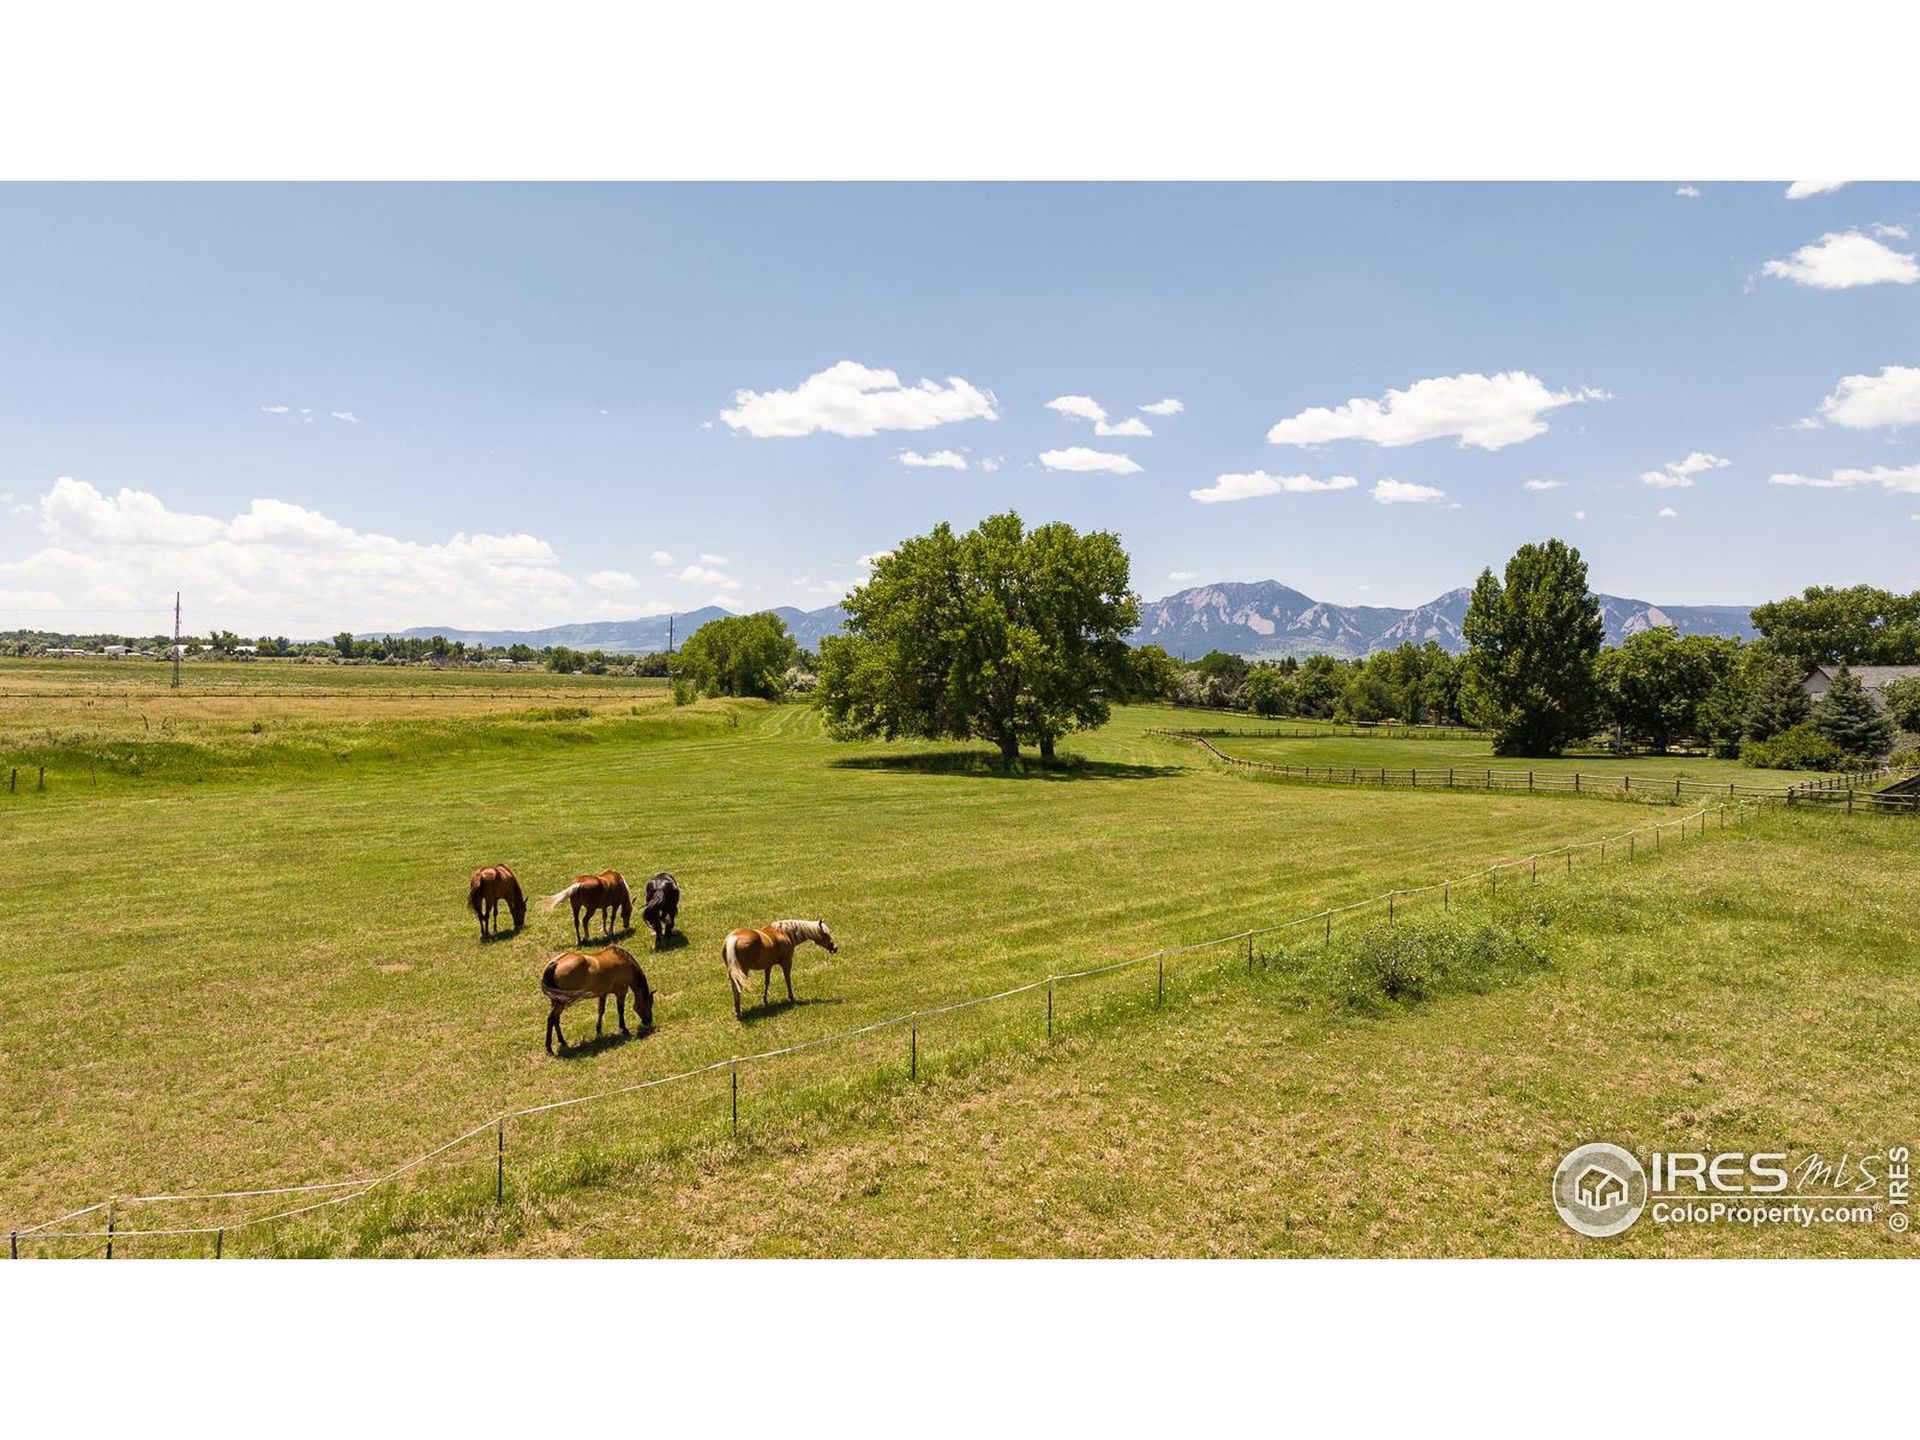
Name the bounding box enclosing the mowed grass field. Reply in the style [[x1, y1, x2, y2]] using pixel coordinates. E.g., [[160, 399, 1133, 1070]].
[[1, 661, 1913, 1255]]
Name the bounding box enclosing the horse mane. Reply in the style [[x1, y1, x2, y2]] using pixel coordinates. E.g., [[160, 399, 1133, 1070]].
[[772, 919, 824, 942]]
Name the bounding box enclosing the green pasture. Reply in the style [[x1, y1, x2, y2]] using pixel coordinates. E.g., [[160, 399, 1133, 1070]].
[[1, 664, 1912, 1255]]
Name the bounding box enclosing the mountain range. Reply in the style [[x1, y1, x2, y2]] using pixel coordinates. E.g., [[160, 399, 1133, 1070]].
[[398, 581, 1757, 659]]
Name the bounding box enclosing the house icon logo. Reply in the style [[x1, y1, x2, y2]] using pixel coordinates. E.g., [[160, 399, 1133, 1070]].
[[1554, 1143, 1648, 1237]]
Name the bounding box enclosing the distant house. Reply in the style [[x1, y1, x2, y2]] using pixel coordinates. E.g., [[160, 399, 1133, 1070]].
[[103, 645, 136, 656], [1803, 665, 1920, 712]]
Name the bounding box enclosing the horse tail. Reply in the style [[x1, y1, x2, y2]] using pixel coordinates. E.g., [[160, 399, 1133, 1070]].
[[722, 934, 748, 996], [545, 882, 581, 912], [539, 959, 577, 1007]]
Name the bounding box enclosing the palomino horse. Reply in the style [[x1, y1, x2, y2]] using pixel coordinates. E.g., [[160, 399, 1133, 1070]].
[[541, 945, 656, 1054], [721, 919, 837, 1018], [545, 870, 632, 943], [642, 872, 680, 946], [468, 864, 527, 939]]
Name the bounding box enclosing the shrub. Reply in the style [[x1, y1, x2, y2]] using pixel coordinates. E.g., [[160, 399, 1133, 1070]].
[[1890, 746, 1920, 771], [1741, 722, 1848, 772], [1347, 919, 1548, 1009]]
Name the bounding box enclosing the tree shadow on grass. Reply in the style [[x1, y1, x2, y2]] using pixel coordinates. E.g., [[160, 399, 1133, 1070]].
[[830, 750, 1178, 782]]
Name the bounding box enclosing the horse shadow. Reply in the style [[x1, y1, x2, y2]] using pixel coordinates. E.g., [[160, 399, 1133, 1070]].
[[477, 925, 526, 946], [552, 1025, 654, 1060], [649, 929, 691, 953], [737, 995, 845, 1025], [831, 751, 1178, 782]]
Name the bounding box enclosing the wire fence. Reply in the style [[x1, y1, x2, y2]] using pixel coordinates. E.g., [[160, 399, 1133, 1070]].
[[5, 796, 1757, 1258], [1149, 729, 1920, 812]]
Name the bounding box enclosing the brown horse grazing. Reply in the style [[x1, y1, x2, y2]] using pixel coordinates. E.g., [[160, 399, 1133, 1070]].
[[541, 946, 655, 1054], [721, 919, 837, 1018], [468, 865, 527, 939], [545, 870, 632, 943]]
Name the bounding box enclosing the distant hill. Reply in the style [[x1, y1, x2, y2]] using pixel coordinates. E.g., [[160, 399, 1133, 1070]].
[[395, 580, 1755, 660], [395, 603, 847, 653], [1132, 580, 1756, 659]]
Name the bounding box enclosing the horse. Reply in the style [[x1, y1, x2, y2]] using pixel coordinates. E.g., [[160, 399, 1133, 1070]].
[[545, 870, 632, 943], [468, 864, 527, 939], [541, 945, 655, 1055], [721, 919, 837, 1018], [642, 872, 680, 946]]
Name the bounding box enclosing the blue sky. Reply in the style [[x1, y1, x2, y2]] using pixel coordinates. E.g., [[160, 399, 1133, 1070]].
[[2, 182, 1916, 638]]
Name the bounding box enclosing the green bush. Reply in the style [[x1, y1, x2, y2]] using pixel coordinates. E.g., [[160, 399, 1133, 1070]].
[[1740, 722, 1849, 772], [1890, 746, 1920, 771], [1346, 919, 1548, 1010]]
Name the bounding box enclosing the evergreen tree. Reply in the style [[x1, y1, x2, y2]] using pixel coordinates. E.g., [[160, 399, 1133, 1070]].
[[1812, 665, 1895, 760], [1741, 657, 1811, 743]]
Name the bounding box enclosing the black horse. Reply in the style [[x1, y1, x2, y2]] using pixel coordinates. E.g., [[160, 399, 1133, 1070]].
[[642, 872, 680, 946]]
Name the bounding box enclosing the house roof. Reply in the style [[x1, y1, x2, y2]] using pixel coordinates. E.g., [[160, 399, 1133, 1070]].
[[1808, 664, 1920, 686]]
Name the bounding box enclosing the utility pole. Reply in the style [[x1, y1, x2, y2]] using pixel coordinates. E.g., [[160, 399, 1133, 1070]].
[[171, 591, 181, 690], [668, 614, 674, 653]]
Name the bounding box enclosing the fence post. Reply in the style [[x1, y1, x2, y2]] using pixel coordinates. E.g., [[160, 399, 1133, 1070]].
[[1046, 980, 1054, 1041], [106, 1201, 114, 1260], [1157, 956, 1164, 1007], [496, 1119, 505, 1204], [1624, 775, 1630, 794], [37, 766, 46, 792], [731, 1065, 739, 1135], [1389, 893, 1395, 926], [216, 1227, 224, 1259], [1443, 882, 1449, 910], [1528, 771, 1534, 793], [7, 768, 13, 793], [911, 1025, 918, 1081], [1575, 772, 1581, 794], [8, 1231, 14, 1260]]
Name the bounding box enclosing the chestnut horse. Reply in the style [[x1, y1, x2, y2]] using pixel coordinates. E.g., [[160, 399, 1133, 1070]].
[[468, 865, 527, 939], [545, 870, 632, 943], [541, 945, 655, 1054], [721, 919, 837, 1018]]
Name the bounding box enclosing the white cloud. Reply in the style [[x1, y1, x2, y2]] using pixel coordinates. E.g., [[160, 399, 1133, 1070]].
[[1762, 230, 1919, 289], [1640, 452, 1730, 489], [1572, 510, 1587, 521], [1657, 507, 1679, 518], [708, 594, 744, 611], [329, 411, 359, 424], [1873, 223, 1911, 240], [699, 552, 729, 566], [1267, 371, 1605, 451], [720, 360, 997, 438], [856, 550, 894, 568], [1785, 181, 1848, 200], [1044, 395, 1107, 423], [1094, 417, 1153, 437], [1039, 446, 1142, 476], [1676, 185, 1700, 198], [1370, 479, 1448, 505], [899, 449, 968, 469], [649, 549, 673, 565], [1168, 570, 1198, 581], [1523, 478, 1565, 491], [1140, 398, 1184, 416], [674, 564, 739, 588], [0, 477, 580, 634], [978, 457, 1002, 473], [585, 569, 640, 592], [1769, 464, 1920, 495], [1810, 365, 1920, 430], [791, 577, 851, 599], [1189, 471, 1359, 504], [260, 404, 290, 414]]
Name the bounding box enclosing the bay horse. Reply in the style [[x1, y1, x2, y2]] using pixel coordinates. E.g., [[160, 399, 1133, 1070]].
[[721, 919, 837, 1018], [642, 872, 680, 946], [545, 870, 632, 943], [468, 864, 527, 939], [541, 945, 656, 1055]]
